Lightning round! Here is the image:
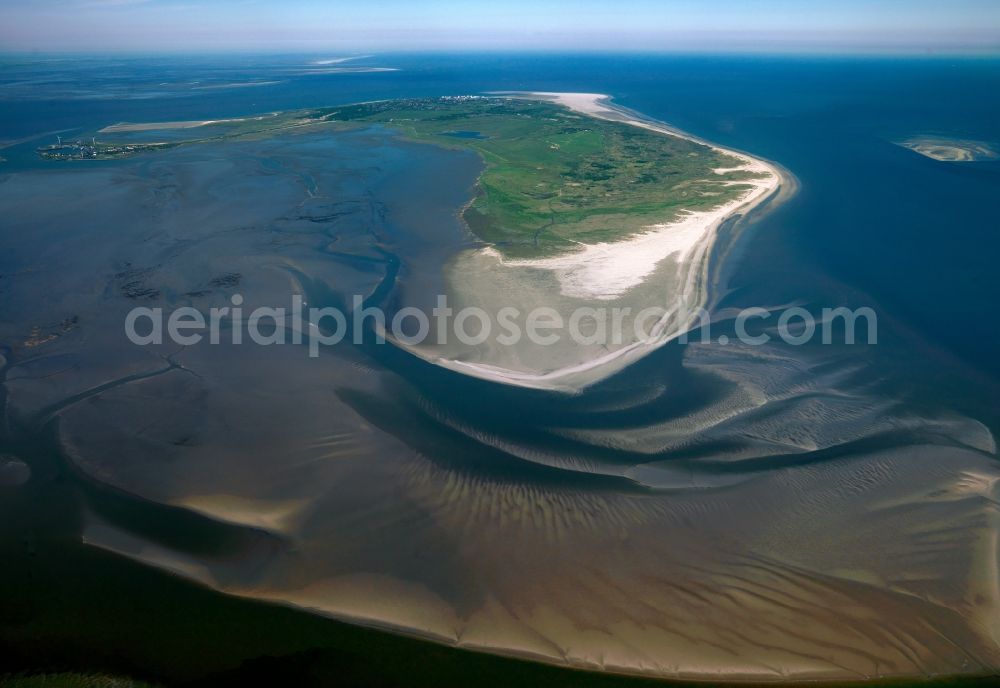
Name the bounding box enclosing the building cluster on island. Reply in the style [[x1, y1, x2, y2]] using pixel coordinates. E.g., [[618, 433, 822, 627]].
[[319, 95, 497, 121], [37, 137, 172, 161]]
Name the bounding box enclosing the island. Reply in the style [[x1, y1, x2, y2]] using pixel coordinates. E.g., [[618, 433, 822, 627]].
[[326, 93, 782, 389], [35, 94, 785, 391]]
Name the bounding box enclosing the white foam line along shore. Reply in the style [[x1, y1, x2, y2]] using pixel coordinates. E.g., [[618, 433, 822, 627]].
[[404, 92, 787, 392]]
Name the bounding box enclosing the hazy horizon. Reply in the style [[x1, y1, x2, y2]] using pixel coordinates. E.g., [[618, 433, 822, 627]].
[[1, 0, 998, 54]]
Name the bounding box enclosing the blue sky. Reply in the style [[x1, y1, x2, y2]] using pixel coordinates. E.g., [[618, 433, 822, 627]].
[[1, 0, 998, 53]]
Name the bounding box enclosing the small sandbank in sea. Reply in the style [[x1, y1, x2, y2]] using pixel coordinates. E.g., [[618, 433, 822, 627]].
[[897, 135, 999, 162]]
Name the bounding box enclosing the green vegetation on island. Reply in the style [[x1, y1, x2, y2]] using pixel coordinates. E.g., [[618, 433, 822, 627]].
[[39, 97, 762, 256]]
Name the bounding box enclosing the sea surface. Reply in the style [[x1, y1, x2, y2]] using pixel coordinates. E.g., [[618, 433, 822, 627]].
[[1, 53, 999, 682]]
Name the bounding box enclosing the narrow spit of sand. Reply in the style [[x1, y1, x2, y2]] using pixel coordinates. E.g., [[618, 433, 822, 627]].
[[99, 114, 278, 133]]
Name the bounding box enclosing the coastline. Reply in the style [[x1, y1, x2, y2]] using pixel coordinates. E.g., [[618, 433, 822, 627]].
[[409, 92, 788, 392]]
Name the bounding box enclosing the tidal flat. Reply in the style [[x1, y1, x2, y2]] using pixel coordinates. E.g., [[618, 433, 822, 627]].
[[2, 77, 1000, 684]]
